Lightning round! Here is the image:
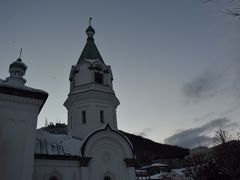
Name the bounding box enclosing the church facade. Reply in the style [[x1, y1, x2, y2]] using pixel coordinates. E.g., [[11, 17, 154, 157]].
[[0, 24, 136, 180]]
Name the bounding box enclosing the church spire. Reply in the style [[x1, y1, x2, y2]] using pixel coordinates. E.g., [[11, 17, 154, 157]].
[[77, 20, 104, 64], [65, 22, 119, 139]]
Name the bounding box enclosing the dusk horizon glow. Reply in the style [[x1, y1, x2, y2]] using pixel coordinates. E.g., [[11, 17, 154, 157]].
[[1, 0, 240, 148]]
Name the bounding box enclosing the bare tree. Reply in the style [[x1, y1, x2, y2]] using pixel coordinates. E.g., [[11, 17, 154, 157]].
[[213, 129, 230, 145], [205, 0, 240, 17], [186, 129, 240, 180]]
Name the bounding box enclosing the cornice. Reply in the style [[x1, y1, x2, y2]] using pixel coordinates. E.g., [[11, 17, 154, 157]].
[[0, 85, 48, 112], [0, 93, 43, 107], [64, 90, 120, 110]]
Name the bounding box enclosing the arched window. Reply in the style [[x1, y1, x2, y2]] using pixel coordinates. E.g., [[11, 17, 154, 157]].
[[95, 72, 103, 84], [49, 176, 58, 180], [94, 65, 104, 84], [104, 176, 111, 180]]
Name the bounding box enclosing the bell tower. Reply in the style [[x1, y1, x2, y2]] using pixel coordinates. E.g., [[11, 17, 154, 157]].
[[64, 23, 120, 139]]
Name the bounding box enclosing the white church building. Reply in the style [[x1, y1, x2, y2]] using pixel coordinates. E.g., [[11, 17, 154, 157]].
[[0, 24, 137, 180]]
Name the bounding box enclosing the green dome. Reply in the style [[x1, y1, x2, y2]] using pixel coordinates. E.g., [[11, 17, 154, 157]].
[[9, 58, 27, 71], [86, 25, 95, 34]]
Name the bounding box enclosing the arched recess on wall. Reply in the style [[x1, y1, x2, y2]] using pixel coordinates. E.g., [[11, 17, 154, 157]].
[[92, 61, 106, 70], [102, 171, 115, 180], [45, 171, 62, 180], [81, 124, 135, 158], [104, 176, 111, 180]]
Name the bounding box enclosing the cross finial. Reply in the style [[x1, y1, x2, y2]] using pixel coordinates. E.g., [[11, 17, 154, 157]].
[[19, 48, 22, 59], [89, 17, 92, 26]]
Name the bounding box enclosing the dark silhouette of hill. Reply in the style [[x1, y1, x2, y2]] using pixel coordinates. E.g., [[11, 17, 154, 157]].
[[41, 123, 189, 162], [119, 130, 189, 163]]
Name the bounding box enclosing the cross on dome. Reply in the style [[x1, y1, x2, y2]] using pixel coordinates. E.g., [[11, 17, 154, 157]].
[[86, 17, 95, 39]]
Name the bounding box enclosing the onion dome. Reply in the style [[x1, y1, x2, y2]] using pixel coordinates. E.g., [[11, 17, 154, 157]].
[[9, 58, 27, 77], [86, 25, 95, 39], [9, 58, 27, 72], [6, 57, 28, 86]]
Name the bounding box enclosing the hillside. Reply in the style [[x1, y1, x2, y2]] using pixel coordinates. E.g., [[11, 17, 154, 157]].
[[120, 131, 189, 162], [41, 123, 189, 163]]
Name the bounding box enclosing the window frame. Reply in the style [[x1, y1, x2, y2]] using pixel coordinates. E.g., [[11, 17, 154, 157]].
[[95, 71, 103, 84]]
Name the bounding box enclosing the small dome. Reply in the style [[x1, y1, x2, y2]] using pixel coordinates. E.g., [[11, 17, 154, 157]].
[[86, 25, 95, 34], [86, 25, 95, 39], [9, 58, 27, 72], [6, 57, 28, 86]]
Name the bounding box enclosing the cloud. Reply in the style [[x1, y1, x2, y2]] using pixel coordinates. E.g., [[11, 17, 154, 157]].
[[183, 70, 223, 103], [220, 105, 240, 116], [183, 58, 240, 104], [164, 118, 238, 148], [135, 128, 151, 137], [194, 112, 216, 122]]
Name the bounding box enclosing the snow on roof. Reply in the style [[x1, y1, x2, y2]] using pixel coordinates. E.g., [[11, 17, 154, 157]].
[[151, 163, 168, 167], [0, 78, 47, 94], [136, 169, 148, 173], [141, 162, 168, 169], [135, 177, 149, 180], [171, 168, 186, 176], [150, 172, 169, 179], [35, 130, 82, 156]]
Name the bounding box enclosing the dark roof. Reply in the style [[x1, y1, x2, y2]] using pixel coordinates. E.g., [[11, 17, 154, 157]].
[[77, 26, 104, 64], [35, 154, 82, 161], [0, 81, 48, 112]]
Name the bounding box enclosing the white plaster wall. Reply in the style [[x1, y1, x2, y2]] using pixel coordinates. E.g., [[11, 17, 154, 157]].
[[68, 100, 117, 139], [33, 159, 80, 180], [82, 130, 136, 180], [0, 94, 43, 180], [74, 63, 92, 86], [66, 59, 119, 140], [73, 61, 112, 89]]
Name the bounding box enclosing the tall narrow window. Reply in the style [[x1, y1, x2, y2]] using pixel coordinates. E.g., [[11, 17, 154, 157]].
[[95, 72, 103, 84], [100, 110, 104, 123], [82, 111, 86, 124]]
